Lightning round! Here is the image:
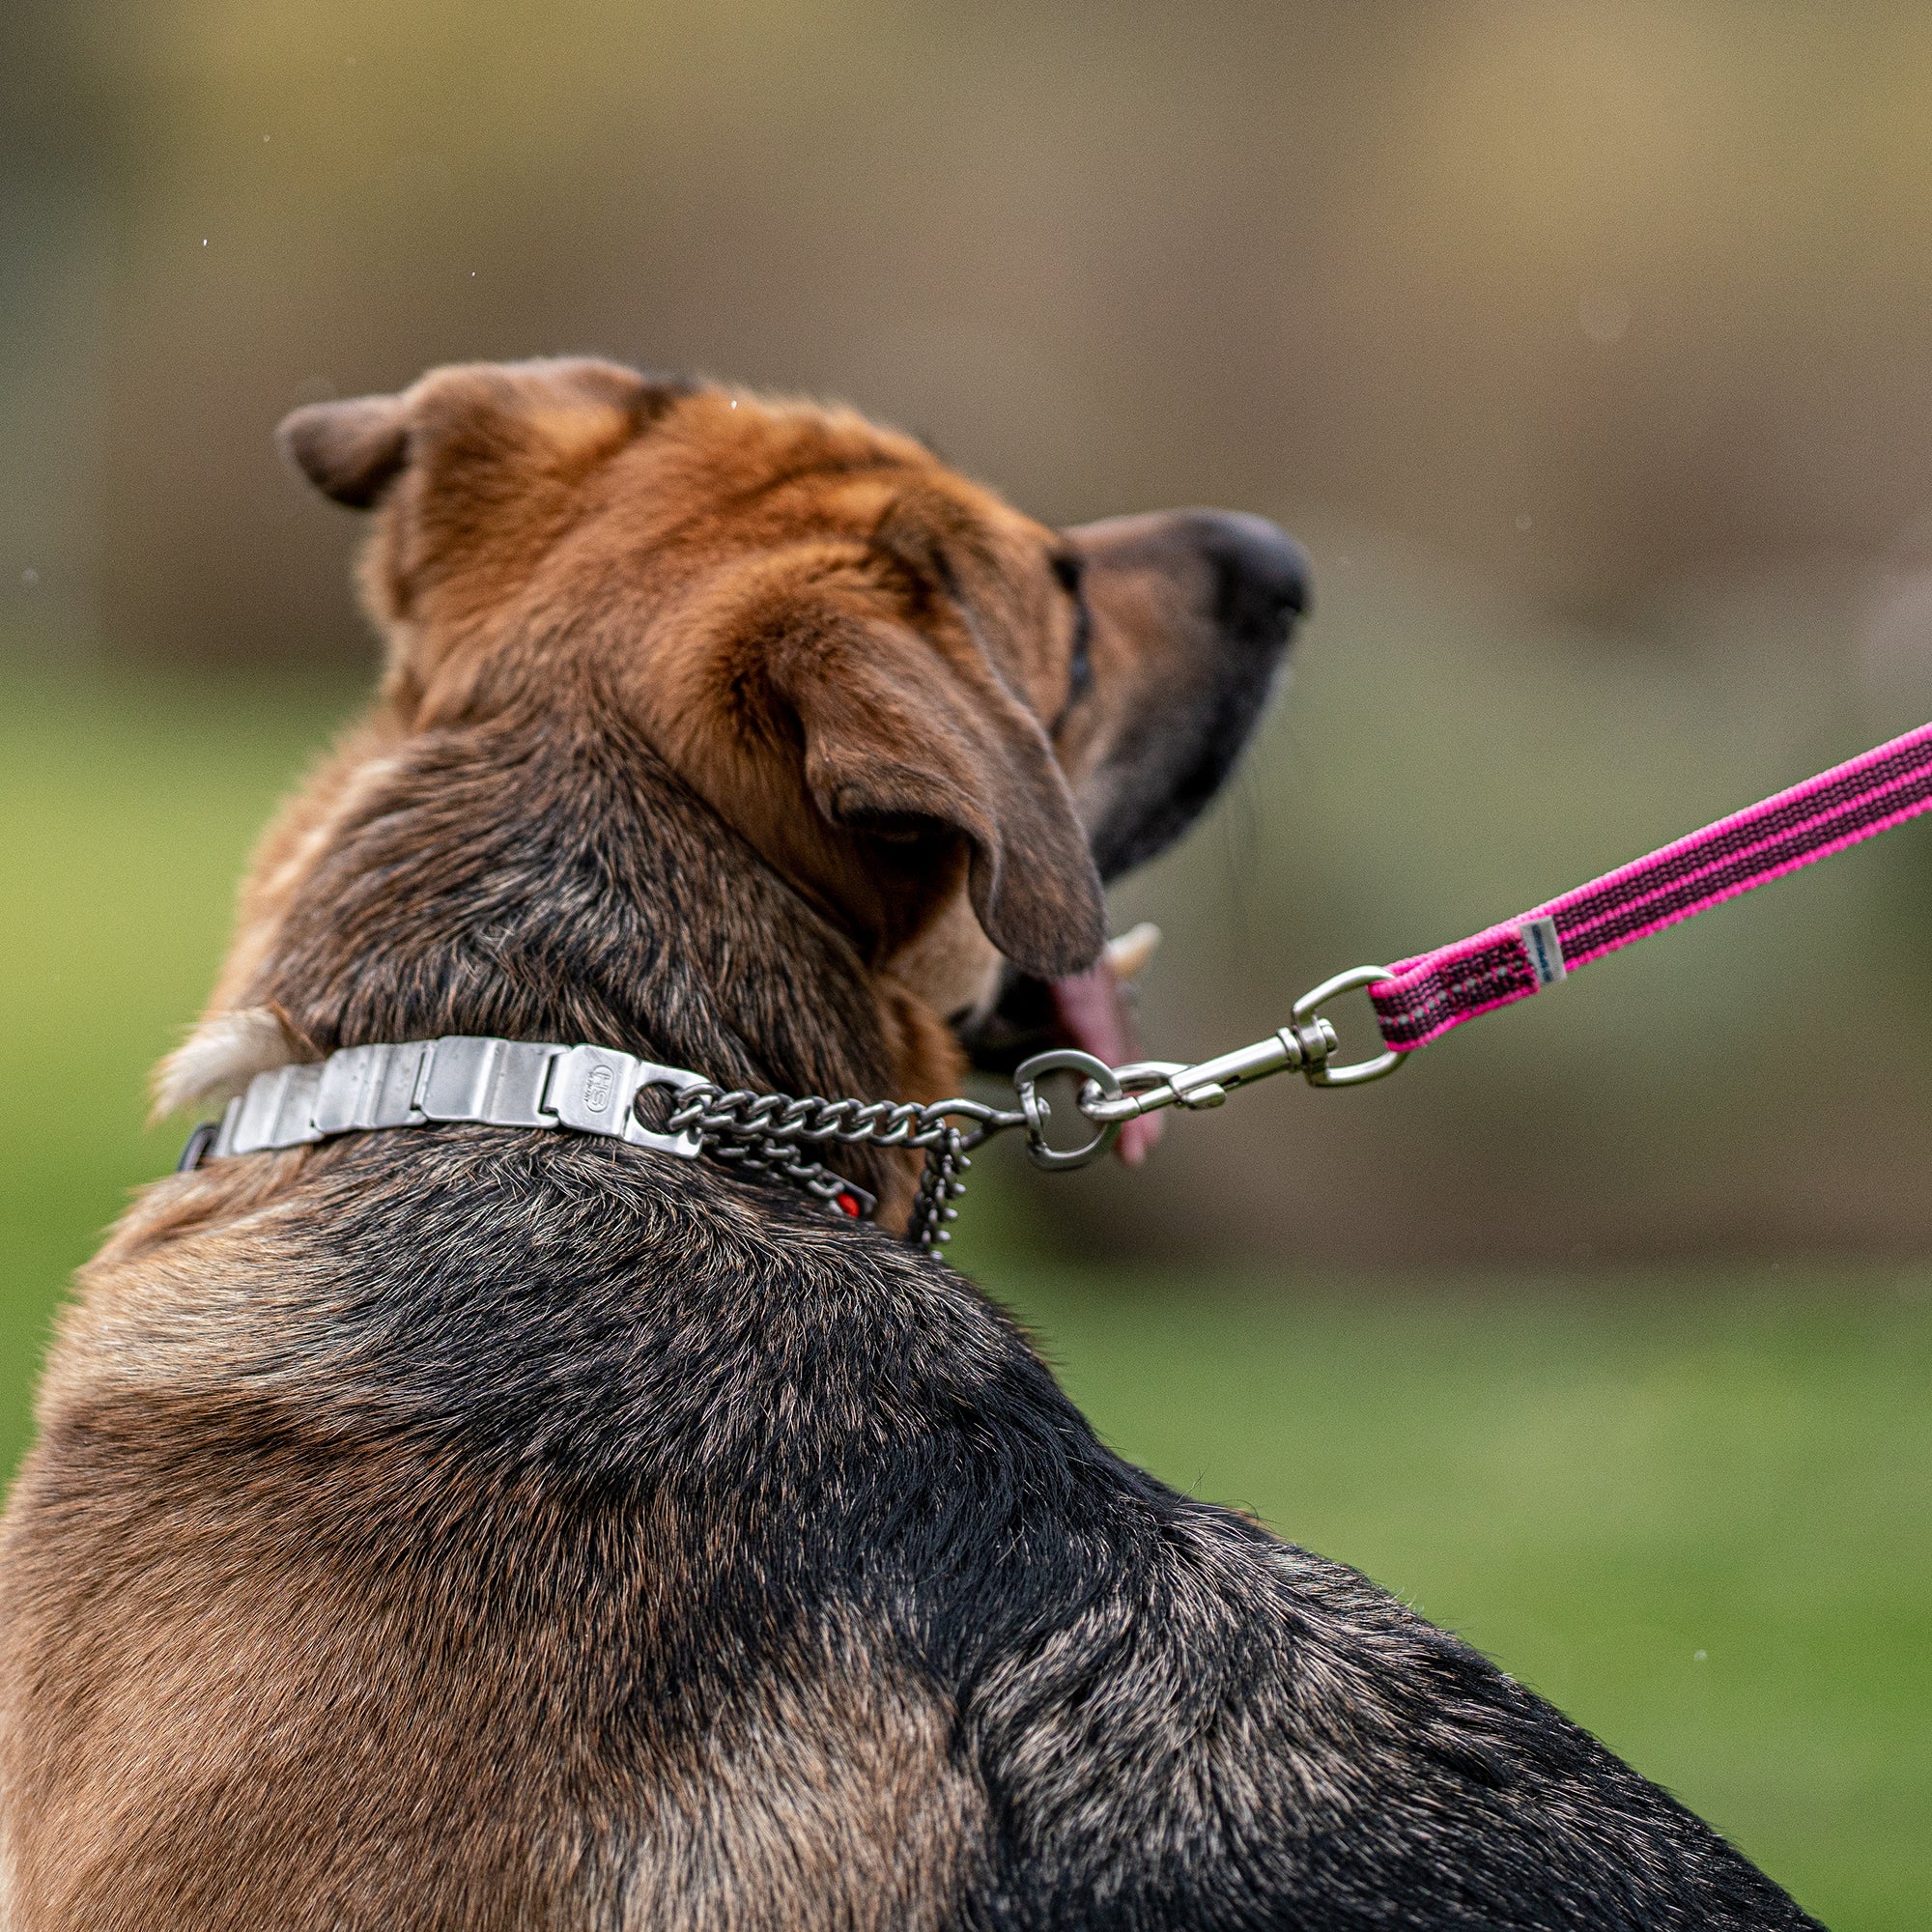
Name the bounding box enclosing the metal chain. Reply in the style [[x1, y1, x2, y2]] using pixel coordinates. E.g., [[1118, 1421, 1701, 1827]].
[[658, 1084, 1015, 1249], [696, 1133, 861, 1204], [642, 966, 1398, 1248], [906, 1126, 970, 1250], [662, 1087, 967, 1151]]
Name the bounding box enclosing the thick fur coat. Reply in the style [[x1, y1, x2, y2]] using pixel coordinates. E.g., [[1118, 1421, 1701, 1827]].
[[0, 360, 1821, 1929]]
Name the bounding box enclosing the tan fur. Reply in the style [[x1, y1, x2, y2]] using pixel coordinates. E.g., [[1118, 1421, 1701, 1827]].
[[151, 1006, 298, 1119], [5, 1366, 969, 1928], [162, 361, 1133, 1165], [9, 1137, 980, 1927]]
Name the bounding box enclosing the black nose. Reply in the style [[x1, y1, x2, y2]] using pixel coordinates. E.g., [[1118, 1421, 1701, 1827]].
[[1189, 511, 1312, 644]]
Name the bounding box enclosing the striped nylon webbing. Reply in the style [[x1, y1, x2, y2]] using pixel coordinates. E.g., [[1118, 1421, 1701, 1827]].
[[1369, 719, 1932, 1053]]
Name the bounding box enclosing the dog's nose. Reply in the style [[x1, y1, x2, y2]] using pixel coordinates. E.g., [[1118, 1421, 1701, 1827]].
[[1190, 511, 1312, 644]]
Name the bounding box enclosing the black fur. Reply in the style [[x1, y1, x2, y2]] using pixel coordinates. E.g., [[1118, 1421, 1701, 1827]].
[[138, 1118, 1818, 1929], [184, 717, 1823, 1928]]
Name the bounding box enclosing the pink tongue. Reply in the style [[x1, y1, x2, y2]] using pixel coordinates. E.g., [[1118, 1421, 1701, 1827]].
[[1048, 961, 1166, 1167]]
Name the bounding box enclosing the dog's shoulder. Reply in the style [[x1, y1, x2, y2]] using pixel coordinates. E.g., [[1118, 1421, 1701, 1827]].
[[8, 1138, 1817, 1929], [14, 1139, 1817, 1932]]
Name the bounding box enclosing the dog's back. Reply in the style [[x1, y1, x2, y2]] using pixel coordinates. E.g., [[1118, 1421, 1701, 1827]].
[[4, 1125, 1817, 1929]]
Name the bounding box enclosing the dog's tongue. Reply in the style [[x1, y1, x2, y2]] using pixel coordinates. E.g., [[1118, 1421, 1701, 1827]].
[[1048, 959, 1165, 1166]]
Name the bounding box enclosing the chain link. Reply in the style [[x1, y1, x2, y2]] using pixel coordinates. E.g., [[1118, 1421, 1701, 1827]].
[[906, 1126, 970, 1250], [657, 1084, 1016, 1249], [663, 1086, 959, 1151]]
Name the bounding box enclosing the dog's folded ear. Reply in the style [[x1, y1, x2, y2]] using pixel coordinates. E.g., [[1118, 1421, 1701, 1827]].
[[277, 359, 687, 511], [773, 622, 1106, 980], [279, 394, 412, 508]]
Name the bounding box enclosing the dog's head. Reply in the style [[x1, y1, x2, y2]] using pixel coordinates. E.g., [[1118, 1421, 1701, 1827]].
[[277, 356, 1307, 1115]]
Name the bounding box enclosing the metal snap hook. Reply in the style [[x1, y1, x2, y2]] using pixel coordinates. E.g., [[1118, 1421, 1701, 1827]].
[[1012, 1048, 1124, 1169], [1290, 965, 1408, 1088]]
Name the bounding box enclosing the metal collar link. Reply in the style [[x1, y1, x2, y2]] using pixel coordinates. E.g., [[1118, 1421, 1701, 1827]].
[[180, 969, 1402, 1251], [199, 1038, 710, 1164]]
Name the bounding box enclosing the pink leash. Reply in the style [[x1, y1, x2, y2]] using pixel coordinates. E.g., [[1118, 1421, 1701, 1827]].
[[1367, 719, 1932, 1056]]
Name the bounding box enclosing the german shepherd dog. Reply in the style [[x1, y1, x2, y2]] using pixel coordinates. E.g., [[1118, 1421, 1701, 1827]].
[[0, 360, 1819, 1928]]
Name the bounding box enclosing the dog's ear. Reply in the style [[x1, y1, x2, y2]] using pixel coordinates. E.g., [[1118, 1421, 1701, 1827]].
[[773, 619, 1106, 980], [279, 395, 411, 508], [277, 359, 685, 512]]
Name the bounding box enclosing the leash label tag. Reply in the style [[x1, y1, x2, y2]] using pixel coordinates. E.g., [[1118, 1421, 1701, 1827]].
[[1518, 916, 1567, 990]]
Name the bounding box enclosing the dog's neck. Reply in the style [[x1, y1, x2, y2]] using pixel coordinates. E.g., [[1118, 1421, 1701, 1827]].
[[168, 700, 935, 1208]]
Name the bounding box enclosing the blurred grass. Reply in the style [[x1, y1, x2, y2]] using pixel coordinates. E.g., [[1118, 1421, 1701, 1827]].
[[3, 662, 1927, 1930], [0, 658, 360, 1471]]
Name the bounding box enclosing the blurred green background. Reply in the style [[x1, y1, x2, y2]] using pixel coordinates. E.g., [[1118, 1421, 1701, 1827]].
[[4, 4, 1930, 1923]]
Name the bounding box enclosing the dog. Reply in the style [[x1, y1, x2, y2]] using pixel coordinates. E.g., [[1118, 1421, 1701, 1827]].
[[0, 358, 1820, 1929]]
